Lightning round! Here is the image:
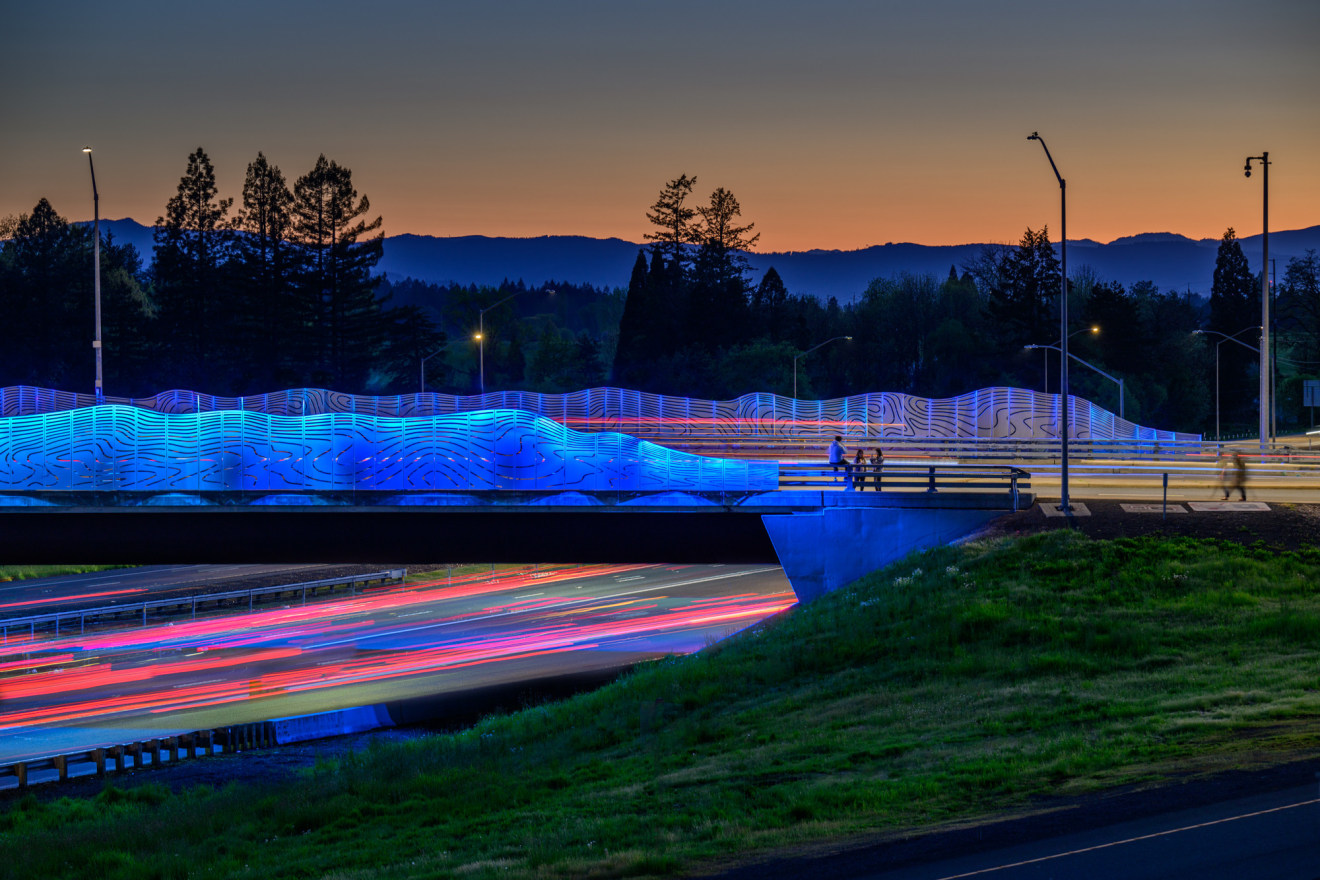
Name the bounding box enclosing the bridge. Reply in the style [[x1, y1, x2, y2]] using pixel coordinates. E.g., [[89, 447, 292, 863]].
[[0, 387, 1063, 601], [0, 477, 1029, 605]]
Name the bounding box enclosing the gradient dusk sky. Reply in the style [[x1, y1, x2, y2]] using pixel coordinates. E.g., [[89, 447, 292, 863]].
[[3, 0, 1317, 252]]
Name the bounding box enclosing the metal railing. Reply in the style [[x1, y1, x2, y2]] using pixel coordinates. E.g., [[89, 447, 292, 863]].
[[778, 462, 1031, 508], [0, 569, 405, 644], [0, 721, 295, 790]]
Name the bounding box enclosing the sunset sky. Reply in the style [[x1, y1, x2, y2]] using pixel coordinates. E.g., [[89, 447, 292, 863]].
[[3, 0, 1317, 253]]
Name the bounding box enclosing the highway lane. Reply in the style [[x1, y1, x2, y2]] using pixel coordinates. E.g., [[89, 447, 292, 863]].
[[0, 562, 794, 765], [0, 563, 361, 613]]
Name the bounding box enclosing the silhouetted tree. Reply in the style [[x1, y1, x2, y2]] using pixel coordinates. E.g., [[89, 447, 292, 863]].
[[290, 154, 386, 388], [1278, 250, 1320, 364], [751, 265, 789, 339], [1207, 228, 1259, 425], [0, 199, 152, 392], [152, 147, 233, 388], [643, 173, 697, 276], [688, 186, 759, 350], [231, 152, 297, 390], [613, 250, 658, 386]]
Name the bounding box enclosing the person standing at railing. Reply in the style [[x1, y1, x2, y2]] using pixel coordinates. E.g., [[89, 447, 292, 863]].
[[851, 448, 866, 490], [869, 447, 884, 491], [828, 435, 846, 482]]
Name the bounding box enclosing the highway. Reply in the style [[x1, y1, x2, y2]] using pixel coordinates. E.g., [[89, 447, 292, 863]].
[[0, 563, 361, 612], [0, 562, 794, 766]]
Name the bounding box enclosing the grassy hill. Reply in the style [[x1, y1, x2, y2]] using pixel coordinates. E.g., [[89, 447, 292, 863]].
[[3, 530, 1320, 879]]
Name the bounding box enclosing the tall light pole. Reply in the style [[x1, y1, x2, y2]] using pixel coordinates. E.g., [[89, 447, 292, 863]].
[[792, 336, 851, 399], [82, 147, 103, 404], [1193, 326, 1261, 442], [1028, 132, 1069, 512], [477, 292, 520, 395], [1245, 153, 1269, 453]]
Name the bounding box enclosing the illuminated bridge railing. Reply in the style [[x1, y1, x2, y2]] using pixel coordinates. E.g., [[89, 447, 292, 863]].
[[0, 386, 1199, 444], [0, 407, 777, 494]]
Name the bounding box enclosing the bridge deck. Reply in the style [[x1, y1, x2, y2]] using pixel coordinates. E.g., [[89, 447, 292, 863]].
[[0, 487, 1032, 565]]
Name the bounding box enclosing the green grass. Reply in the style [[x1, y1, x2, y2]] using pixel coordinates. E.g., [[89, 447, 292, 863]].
[[0, 564, 130, 582], [5, 532, 1320, 879]]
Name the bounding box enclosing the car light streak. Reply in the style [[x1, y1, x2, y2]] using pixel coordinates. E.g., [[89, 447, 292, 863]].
[[0, 587, 149, 610], [0, 570, 794, 733]]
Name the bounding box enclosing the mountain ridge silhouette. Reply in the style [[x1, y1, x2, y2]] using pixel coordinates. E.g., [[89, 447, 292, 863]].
[[92, 219, 1320, 301]]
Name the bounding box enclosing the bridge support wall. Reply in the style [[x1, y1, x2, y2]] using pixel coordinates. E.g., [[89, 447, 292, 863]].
[[762, 507, 997, 603]]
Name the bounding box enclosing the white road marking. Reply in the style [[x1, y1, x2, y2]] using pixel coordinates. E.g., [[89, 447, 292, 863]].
[[929, 797, 1320, 879]]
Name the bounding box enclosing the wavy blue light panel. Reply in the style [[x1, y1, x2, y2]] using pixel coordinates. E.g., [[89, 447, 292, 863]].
[[0, 385, 1200, 443], [0, 407, 778, 493]]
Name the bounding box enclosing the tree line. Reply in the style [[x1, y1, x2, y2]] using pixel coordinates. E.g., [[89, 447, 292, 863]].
[[3, 158, 1318, 434], [612, 174, 1320, 434], [0, 148, 626, 398]]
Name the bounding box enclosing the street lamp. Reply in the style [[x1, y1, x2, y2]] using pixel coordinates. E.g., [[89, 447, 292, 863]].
[[792, 336, 851, 399], [420, 337, 478, 394], [1027, 131, 1070, 512], [82, 147, 103, 404], [1039, 326, 1098, 393], [1024, 343, 1124, 420], [1245, 152, 1270, 452], [1193, 326, 1261, 442], [476, 288, 554, 394]]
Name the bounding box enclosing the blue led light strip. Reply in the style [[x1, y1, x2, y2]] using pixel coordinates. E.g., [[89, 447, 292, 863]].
[[0, 406, 777, 493]]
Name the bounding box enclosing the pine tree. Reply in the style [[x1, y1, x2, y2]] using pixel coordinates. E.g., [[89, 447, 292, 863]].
[[612, 250, 653, 385], [752, 266, 789, 340], [0, 199, 152, 392], [984, 227, 1062, 352], [290, 155, 385, 389], [689, 187, 759, 351], [1208, 228, 1259, 425], [1, 199, 83, 385], [231, 152, 297, 390], [152, 147, 233, 389], [643, 174, 697, 275]]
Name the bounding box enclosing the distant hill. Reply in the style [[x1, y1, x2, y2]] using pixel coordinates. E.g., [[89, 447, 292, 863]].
[[96, 219, 1320, 301]]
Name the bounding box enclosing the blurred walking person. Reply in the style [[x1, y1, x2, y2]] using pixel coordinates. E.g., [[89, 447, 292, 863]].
[[1229, 452, 1248, 501]]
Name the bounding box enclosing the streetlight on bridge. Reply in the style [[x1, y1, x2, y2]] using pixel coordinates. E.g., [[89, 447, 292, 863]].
[[476, 288, 555, 394], [1038, 325, 1098, 394], [1024, 342, 1125, 421], [420, 337, 478, 394], [82, 147, 103, 404], [1244, 152, 1271, 453], [1027, 131, 1070, 512], [792, 336, 851, 400]]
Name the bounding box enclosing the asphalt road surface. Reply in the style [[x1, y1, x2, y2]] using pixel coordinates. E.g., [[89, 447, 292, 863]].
[[0, 562, 794, 766], [861, 781, 1320, 880]]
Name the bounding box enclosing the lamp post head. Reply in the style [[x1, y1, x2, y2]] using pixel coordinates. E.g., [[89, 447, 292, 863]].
[[473, 333, 482, 341], [1027, 132, 1039, 141], [82, 146, 92, 154]]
